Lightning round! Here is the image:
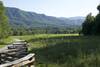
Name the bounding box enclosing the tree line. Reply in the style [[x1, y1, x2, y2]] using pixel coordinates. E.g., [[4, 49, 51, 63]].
[[82, 4, 100, 35], [10, 27, 80, 35]]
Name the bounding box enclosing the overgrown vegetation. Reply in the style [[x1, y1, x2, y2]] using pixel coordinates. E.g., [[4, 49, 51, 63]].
[[8, 34, 100, 67]]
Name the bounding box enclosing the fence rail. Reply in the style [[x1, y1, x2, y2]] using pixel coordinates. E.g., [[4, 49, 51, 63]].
[[0, 53, 35, 67], [0, 40, 35, 67]]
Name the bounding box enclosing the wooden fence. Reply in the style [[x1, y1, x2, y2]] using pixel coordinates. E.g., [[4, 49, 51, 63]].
[[0, 40, 35, 67], [0, 53, 35, 67]]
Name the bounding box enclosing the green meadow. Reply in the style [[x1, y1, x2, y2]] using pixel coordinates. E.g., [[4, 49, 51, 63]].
[[1, 34, 100, 67]]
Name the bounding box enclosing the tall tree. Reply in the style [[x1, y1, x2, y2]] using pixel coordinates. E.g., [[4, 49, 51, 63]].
[[82, 13, 94, 35], [97, 4, 100, 12], [0, 1, 10, 39], [92, 4, 100, 35]]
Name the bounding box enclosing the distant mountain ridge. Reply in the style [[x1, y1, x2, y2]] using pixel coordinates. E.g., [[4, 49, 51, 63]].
[[5, 7, 85, 29]]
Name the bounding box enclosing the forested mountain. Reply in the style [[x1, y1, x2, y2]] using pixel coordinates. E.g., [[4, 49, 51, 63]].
[[5, 7, 85, 29]]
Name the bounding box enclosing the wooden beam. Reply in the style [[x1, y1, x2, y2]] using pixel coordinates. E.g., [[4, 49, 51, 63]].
[[0, 53, 35, 67]]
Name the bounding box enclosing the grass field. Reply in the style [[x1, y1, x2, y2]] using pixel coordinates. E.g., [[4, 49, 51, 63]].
[[0, 34, 100, 67]]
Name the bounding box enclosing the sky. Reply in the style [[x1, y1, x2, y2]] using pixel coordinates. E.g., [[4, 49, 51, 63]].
[[1, 0, 100, 17]]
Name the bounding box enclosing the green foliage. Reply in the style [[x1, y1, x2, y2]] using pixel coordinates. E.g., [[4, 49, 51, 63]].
[[93, 14, 100, 35], [10, 27, 80, 36], [82, 4, 100, 35], [82, 13, 94, 35], [0, 1, 10, 39], [97, 4, 100, 12]]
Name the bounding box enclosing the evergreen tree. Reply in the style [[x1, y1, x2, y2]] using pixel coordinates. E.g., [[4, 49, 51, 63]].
[[92, 4, 100, 35], [82, 4, 100, 35], [97, 4, 100, 12], [82, 13, 94, 35]]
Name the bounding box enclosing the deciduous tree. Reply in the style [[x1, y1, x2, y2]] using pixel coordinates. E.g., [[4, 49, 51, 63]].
[[0, 1, 10, 39]]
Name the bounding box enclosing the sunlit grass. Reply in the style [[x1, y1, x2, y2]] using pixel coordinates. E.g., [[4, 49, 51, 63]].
[[0, 34, 79, 48], [11, 34, 79, 40], [0, 34, 100, 67]]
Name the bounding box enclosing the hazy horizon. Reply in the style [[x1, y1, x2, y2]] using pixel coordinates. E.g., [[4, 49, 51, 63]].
[[1, 0, 99, 17]]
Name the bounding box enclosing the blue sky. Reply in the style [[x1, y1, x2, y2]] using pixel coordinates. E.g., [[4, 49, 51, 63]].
[[1, 0, 99, 17]]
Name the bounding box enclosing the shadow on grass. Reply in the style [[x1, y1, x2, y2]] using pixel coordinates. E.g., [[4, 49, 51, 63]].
[[29, 36, 100, 67]]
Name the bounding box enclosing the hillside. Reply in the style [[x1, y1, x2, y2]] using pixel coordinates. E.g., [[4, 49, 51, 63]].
[[5, 7, 85, 29]]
